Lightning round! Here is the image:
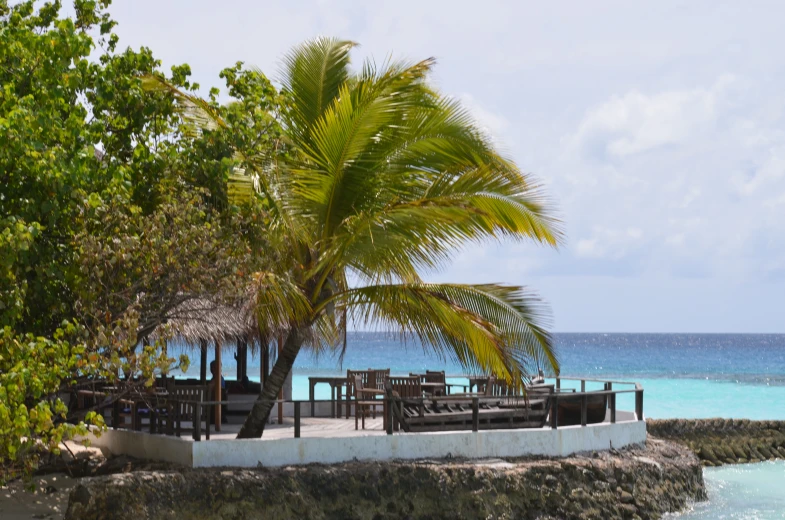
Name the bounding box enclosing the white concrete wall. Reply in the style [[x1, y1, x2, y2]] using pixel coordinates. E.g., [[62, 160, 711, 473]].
[[191, 420, 646, 468], [83, 428, 193, 467], [86, 418, 646, 469]]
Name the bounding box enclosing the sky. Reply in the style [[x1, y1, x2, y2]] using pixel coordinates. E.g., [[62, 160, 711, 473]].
[[105, 1, 785, 333]]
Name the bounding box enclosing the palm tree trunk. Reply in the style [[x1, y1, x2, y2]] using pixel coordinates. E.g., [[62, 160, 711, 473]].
[[236, 328, 303, 438]]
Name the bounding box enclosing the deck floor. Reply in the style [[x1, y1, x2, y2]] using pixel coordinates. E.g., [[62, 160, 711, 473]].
[[185, 416, 388, 441]]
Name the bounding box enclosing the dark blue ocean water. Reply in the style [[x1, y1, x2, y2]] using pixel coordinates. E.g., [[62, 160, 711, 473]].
[[291, 332, 785, 383]]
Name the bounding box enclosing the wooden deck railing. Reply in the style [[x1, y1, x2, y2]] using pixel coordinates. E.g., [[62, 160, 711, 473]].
[[79, 376, 643, 442]]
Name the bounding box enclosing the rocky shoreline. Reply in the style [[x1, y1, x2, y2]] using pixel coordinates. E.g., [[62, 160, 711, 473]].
[[647, 418, 785, 466], [38, 417, 785, 519], [64, 439, 703, 520]]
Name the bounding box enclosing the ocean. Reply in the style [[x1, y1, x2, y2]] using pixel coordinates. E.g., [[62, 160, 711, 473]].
[[174, 332, 785, 518]]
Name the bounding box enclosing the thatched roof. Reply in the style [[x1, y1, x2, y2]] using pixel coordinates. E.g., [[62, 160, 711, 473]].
[[155, 297, 260, 347]]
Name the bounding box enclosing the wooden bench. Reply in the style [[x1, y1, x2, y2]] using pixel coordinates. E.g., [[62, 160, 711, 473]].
[[386, 379, 551, 432]]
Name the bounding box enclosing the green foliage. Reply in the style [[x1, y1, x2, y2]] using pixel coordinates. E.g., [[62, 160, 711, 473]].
[[0, 0, 191, 333], [0, 324, 99, 481], [0, 1, 272, 479], [0, 219, 40, 326], [73, 190, 252, 340]]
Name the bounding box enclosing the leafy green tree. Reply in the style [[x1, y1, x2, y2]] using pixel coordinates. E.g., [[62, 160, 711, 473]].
[[0, 0, 195, 335], [0, 0, 267, 480], [0, 325, 101, 481], [156, 38, 564, 438]]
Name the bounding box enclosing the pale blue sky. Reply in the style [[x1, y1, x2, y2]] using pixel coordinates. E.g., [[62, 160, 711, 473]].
[[107, 1, 785, 333]]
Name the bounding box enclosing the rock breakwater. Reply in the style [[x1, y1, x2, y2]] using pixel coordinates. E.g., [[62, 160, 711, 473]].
[[65, 439, 703, 520], [647, 418, 785, 466]]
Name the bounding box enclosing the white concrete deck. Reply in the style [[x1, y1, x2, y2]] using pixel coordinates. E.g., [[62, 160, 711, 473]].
[[84, 410, 646, 468]]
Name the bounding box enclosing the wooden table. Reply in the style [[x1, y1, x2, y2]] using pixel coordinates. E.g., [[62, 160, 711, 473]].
[[308, 376, 350, 418], [468, 376, 490, 393], [420, 382, 446, 395]]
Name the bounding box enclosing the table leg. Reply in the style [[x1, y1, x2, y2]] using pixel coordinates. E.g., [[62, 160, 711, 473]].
[[346, 383, 351, 419], [309, 381, 315, 417], [330, 385, 336, 418]]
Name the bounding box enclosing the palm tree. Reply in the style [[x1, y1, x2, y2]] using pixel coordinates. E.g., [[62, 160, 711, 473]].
[[147, 37, 563, 439]]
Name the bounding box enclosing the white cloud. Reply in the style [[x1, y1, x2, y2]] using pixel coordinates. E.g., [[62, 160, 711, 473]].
[[574, 227, 644, 260], [458, 93, 509, 145], [571, 75, 735, 158], [576, 239, 604, 259]]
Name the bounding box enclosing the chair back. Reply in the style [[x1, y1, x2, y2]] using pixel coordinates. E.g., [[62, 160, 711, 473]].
[[171, 384, 206, 419], [386, 376, 422, 399], [349, 369, 391, 394], [348, 370, 373, 396], [486, 377, 524, 397], [424, 370, 446, 384], [352, 375, 366, 394], [370, 369, 390, 390]]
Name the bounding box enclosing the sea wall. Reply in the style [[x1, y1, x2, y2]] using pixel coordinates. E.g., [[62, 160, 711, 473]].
[[81, 417, 646, 468], [647, 418, 785, 466], [65, 439, 704, 520]]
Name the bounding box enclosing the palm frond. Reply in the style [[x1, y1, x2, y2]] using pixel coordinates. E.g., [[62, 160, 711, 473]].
[[140, 74, 226, 136], [250, 271, 312, 336], [279, 37, 356, 146], [329, 283, 558, 383]]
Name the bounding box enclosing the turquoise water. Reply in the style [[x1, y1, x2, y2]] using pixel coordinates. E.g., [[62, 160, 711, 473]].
[[173, 332, 785, 516], [177, 332, 785, 419], [674, 461, 785, 519]]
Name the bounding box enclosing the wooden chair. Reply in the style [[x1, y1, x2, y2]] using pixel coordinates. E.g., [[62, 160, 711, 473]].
[[169, 384, 208, 436], [369, 369, 390, 392], [347, 369, 389, 419], [353, 375, 386, 430], [387, 375, 422, 398], [423, 370, 447, 396], [348, 369, 375, 417], [384, 376, 423, 431]]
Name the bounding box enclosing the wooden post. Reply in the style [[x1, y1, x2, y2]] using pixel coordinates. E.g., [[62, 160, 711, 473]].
[[193, 404, 201, 441], [243, 341, 248, 380], [215, 340, 222, 431], [386, 396, 393, 435], [550, 392, 558, 429], [199, 340, 208, 385], [580, 380, 585, 393], [309, 380, 316, 418], [236, 342, 243, 381], [176, 400, 182, 438], [472, 397, 479, 432], [610, 392, 616, 424], [112, 400, 119, 430], [294, 401, 301, 438], [636, 389, 644, 421], [236, 339, 248, 381], [581, 394, 588, 427], [277, 335, 284, 425]]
